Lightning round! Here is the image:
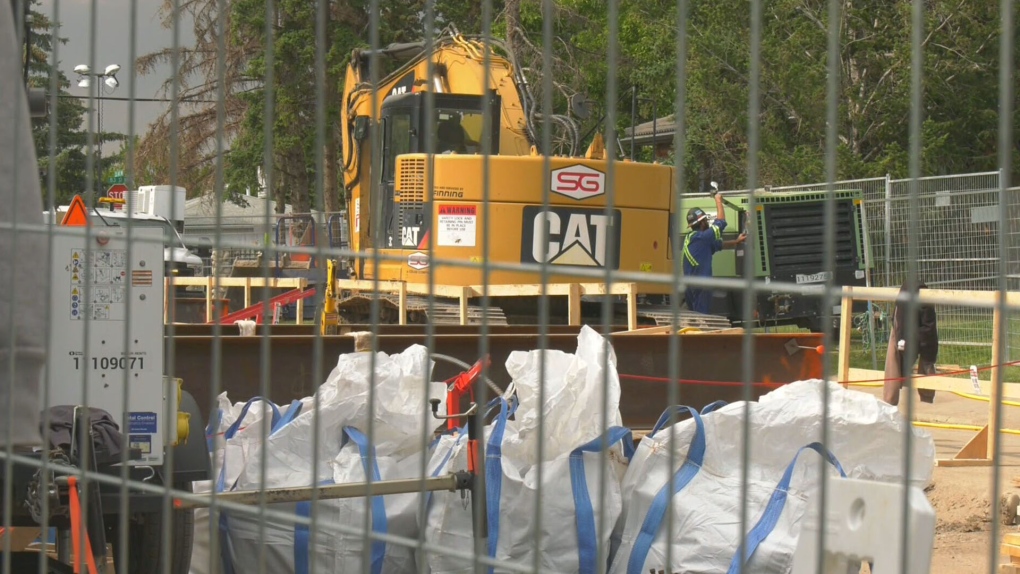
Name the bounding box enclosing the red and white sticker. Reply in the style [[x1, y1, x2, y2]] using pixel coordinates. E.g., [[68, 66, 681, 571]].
[[407, 251, 429, 270], [550, 165, 606, 200], [437, 204, 477, 247]]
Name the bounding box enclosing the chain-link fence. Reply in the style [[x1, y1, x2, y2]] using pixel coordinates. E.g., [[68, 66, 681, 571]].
[[725, 171, 1020, 369], [3, 0, 1018, 573]]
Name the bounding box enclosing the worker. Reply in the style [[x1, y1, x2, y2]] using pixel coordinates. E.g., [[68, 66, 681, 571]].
[[1, 0, 46, 449], [682, 189, 746, 315], [437, 117, 468, 154], [883, 281, 938, 405]]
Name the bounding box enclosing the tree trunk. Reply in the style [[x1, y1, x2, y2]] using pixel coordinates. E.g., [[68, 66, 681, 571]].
[[505, 0, 522, 61]]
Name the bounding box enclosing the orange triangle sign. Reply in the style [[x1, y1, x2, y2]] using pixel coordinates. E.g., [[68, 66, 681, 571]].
[[60, 195, 89, 227]]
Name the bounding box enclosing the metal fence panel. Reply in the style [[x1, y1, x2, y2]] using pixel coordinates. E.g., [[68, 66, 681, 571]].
[[2, 1, 1017, 574]]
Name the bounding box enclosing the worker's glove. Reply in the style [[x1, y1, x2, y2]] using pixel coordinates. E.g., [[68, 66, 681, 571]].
[[897, 339, 906, 352]]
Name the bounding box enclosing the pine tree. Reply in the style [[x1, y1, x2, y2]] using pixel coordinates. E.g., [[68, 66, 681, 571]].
[[24, 0, 88, 207]]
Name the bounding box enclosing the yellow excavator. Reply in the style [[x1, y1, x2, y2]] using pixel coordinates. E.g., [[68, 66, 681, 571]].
[[322, 29, 736, 331]]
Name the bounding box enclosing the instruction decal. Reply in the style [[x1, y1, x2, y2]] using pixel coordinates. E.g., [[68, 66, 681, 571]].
[[520, 206, 621, 269], [437, 204, 477, 247], [69, 249, 128, 321], [129, 435, 152, 455], [128, 412, 158, 434]]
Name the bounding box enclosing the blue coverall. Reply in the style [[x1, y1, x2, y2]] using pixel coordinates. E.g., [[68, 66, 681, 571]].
[[682, 218, 727, 314]]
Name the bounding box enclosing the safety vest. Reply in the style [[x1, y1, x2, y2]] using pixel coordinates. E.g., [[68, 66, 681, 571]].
[[682, 225, 722, 268]]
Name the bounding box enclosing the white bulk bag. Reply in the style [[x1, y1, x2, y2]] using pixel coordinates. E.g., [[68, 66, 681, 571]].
[[424, 325, 633, 574], [190, 392, 241, 574], [608, 379, 937, 574], [234, 344, 441, 491], [224, 426, 424, 574], [218, 344, 445, 574]]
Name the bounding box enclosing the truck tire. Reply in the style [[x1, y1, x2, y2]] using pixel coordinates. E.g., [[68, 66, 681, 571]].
[[112, 481, 194, 574]]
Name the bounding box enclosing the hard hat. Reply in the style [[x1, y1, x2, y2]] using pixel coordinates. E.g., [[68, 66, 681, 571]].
[[687, 207, 708, 227]]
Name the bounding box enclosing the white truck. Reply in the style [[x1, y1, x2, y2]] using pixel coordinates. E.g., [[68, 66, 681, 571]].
[[46, 186, 206, 289]]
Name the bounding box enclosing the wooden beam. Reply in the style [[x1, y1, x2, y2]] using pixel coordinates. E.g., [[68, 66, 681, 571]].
[[837, 290, 853, 387], [172, 276, 306, 289], [459, 286, 470, 326], [568, 283, 582, 326], [626, 283, 638, 331], [205, 276, 214, 323], [244, 277, 251, 309], [842, 285, 1020, 310], [846, 368, 1016, 397], [295, 287, 304, 325], [989, 299, 1004, 460], [397, 282, 407, 326]]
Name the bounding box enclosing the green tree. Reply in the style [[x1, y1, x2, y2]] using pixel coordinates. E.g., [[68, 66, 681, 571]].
[[24, 0, 88, 207]]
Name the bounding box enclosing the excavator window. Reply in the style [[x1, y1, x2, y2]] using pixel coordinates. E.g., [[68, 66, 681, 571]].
[[383, 111, 413, 183], [434, 109, 483, 154]]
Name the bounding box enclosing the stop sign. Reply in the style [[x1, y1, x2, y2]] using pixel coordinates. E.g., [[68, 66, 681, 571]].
[[107, 184, 129, 211]]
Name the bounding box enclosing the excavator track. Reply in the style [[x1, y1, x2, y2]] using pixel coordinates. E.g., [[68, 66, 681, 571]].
[[335, 293, 509, 326], [636, 305, 734, 331]]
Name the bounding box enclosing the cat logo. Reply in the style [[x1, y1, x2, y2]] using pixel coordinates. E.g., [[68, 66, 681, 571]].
[[550, 165, 606, 200], [520, 206, 621, 269]]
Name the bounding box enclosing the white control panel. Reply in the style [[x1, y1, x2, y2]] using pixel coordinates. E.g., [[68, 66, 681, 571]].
[[47, 225, 166, 465]]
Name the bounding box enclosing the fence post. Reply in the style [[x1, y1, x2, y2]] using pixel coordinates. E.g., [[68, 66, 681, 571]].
[[883, 173, 892, 284], [568, 283, 582, 326], [988, 293, 1004, 460], [838, 287, 853, 386], [205, 276, 214, 323]]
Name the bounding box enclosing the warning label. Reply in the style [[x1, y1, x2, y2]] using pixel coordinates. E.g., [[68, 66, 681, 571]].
[[437, 205, 477, 247], [69, 249, 128, 321]]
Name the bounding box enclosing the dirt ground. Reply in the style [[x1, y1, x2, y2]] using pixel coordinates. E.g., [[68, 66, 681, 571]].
[[852, 384, 1020, 574]]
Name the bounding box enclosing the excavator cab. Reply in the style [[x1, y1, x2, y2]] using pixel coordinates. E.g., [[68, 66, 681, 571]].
[[376, 92, 502, 253]]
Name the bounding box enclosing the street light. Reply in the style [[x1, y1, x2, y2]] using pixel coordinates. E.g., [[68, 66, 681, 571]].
[[73, 63, 120, 204]]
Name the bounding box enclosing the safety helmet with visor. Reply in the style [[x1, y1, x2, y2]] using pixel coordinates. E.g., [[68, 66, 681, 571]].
[[686, 207, 709, 228]]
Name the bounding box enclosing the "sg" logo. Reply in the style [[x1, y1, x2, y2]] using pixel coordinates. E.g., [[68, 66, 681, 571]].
[[550, 165, 606, 200]]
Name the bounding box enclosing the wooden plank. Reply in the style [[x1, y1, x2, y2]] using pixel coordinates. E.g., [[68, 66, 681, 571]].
[[397, 282, 407, 326], [1001, 544, 1020, 559], [173, 276, 306, 288], [626, 283, 638, 331], [990, 300, 1004, 459], [837, 290, 853, 387], [1001, 532, 1020, 546], [845, 368, 1016, 396], [937, 458, 995, 468], [336, 280, 636, 301], [842, 285, 1020, 310], [295, 288, 304, 325], [568, 283, 582, 326], [459, 287, 469, 326], [205, 276, 214, 323], [244, 277, 251, 309], [935, 425, 989, 466], [999, 563, 1020, 574]]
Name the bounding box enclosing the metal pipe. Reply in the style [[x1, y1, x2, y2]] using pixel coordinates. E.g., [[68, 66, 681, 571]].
[[173, 474, 466, 509]]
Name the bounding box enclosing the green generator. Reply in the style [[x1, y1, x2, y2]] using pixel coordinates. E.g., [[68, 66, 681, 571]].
[[677, 189, 873, 332]]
